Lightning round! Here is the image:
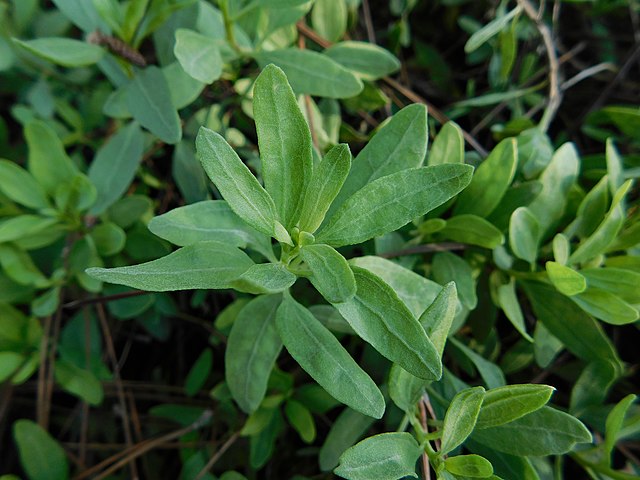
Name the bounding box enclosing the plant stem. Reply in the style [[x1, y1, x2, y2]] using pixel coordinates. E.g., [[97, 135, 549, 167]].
[[219, 0, 241, 54]]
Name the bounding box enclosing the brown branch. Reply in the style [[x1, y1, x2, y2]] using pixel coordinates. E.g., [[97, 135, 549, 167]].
[[63, 290, 150, 309], [361, 0, 376, 44], [418, 400, 431, 480], [36, 315, 52, 427], [194, 431, 242, 480]]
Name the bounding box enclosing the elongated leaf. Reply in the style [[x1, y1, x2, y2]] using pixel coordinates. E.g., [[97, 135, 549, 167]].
[[318, 165, 473, 247], [523, 281, 621, 366], [319, 408, 376, 471], [184, 348, 213, 397], [421, 282, 458, 356], [350, 256, 443, 318], [440, 386, 486, 454], [127, 66, 181, 144], [324, 41, 400, 80], [450, 338, 506, 389], [254, 49, 363, 98], [174, 28, 222, 83], [148, 200, 274, 260], [464, 6, 522, 53], [335, 433, 422, 480], [330, 104, 428, 215], [582, 268, 640, 304], [0, 244, 49, 287], [13, 37, 104, 67], [300, 244, 355, 303], [299, 144, 351, 233], [444, 454, 494, 477], [433, 252, 477, 310], [276, 296, 385, 419], [163, 62, 205, 109], [335, 267, 441, 380], [570, 175, 609, 240], [509, 207, 540, 264], [14, 419, 69, 480], [455, 138, 517, 218], [388, 363, 427, 413], [486, 181, 543, 231], [546, 261, 586, 296], [471, 406, 592, 456], [88, 121, 144, 214], [51, 0, 107, 32], [528, 143, 580, 236], [476, 384, 554, 429], [172, 141, 209, 204], [569, 180, 632, 265], [572, 288, 639, 325], [196, 127, 284, 240], [429, 121, 464, 166], [0, 215, 58, 243], [438, 215, 504, 249], [496, 280, 532, 342], [312, 0, 347, 43], [86, 241, 254, 291], [253, 64, 313, 229], [0, 160, 49, 209], [285, 399, 316, 443], [230, 263, 296, 294], [25, 120, 78, 195], [570, 361, 619, 415], [54, 359, 104, 405], [604, 394, 636, 462], [226, 294, 282, 413]]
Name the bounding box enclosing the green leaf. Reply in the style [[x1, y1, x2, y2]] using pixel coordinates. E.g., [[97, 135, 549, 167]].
[[184, 348, 213, 397], [464, 6, 522, 53], [230, 262, 297, 294], [196, 127, 284, 240], [13, 419, 69, 480], [0, 159, 50, 209], [486, 181, 543, 231], [13, 37, 104, 67], [450, 338, 506, 389], [509, 207, 540, 264], [32, 287, 61, 317], [330, 104, 428, 215], [523, 281, 621, 367], [349, 256, 443, 318], [570, 175, 609, 240], [0, 216, 58, 243], [254, 49, 363, 99], [88, 121, 144, 215], [335, 433, 422, 480], [319, 407, 376, 471], [433, 252, 477, 310], [51, 0, 107, 32], [335, 266, 442, 380], [388, 363, 427, 413], [174, 28, 222, 84], [496, 280, 532, 342], [528, 143, 580, 236], [0, 244, 49, 287], [226, 295, 282, 413], [324, 41, 400, 80], [455, 139, 517, 218], [276, 295, 385, 419], [54, 359, 104, 405], [428, 121, 464, 166], [476, 384, 554, 429], [148, 200, 274, 260], [163, 62, 206, 109], [581, 268, 640, 304], [90, 222, 126, 256], [604, 394, 636, 462], [172, 141, 209, 204], [300, 244, 356, 303], [86, 241, 254, 291], [438, 215, 505, 249], [127, 66, 182, 144], [546, 261, 587, 296], [470, 406, 592, 456], [440, 386, 486, 454], [25, 120, 78, 196], [298, 144, 351, 233], [318, 164, 473, 247], [569, 180, 632, 265], [285, 399, 316, 443], [553, 233, 570, 265], [570, 361, 619, 415], [572, 288, 639, 325], [444, 454, 494, 478], [253, 64, 313, 229], [421, 282, 458, 356], [311, 0, 347, 42]]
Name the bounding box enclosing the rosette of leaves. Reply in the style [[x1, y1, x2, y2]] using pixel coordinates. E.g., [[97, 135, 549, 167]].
[[88, 64, 474, 419]]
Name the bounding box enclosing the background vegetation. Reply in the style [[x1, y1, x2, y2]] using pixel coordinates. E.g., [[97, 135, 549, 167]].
[[0, 0, 638, 479]]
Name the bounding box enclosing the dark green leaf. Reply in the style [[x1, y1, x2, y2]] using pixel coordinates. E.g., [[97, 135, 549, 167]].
[[450, 338, 506, 389], [496, 280, 532, 342], [184, 348, 213, 397], [476, 384, 554, 429], [444, 454, 494, 478], [13, 37, 104, 66], [319, 407, 376, 471], [0, 160, 50, 209], [438, 215, 504, 249], [285, 399, 316, 443], [604, 394, 636, 461], [13, 419, 69, 480], [572, 288, 639, 325], [582, 268, 640, 304], [433, 252, 477, 310]]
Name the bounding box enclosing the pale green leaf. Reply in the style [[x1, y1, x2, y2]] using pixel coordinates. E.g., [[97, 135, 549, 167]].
[[604, 394, 637, 462], [276, 295, 385, 418], [226, 294, 283, 413], [496, 280, 532, 342], [86, 241, 254, 291], [450, 338, 506, 389], [174, 28, 222, 83], [254, 49, 363, 98], [317, 165, 473, 247], [300, 244, 355, 303], [433, 252, 477, 310], [324, 41, 400, 80], [285, 399, 316, 443], [444, 454, 494, 478], [335, 266, 442, 380], [335, 433, 421, 480], [464, 6, 522, 53], [546, 261, 587, 296], [440, 386, 486, 454], [54, 359, 104, 405], [476, 384, 554, 429], [13, 37, 104, 67], [438, 215, 505, 249], [572, 288, 639, 325], [428, 121, 464, 166], [0, 216, 58, 243], [230, 263, 296, 294], [253, 64, 313, 229], [421, 282, 458, 356], [312, 0, 347, 43], [582, 268, 640, 304], [196, 127, 281, 239], [319, 408, 376, 471], [0, 159, 50, 209], [509, 207, 540, 264]]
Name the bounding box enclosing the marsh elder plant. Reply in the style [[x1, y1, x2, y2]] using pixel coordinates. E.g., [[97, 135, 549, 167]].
[[88, 65, 592, 479]]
